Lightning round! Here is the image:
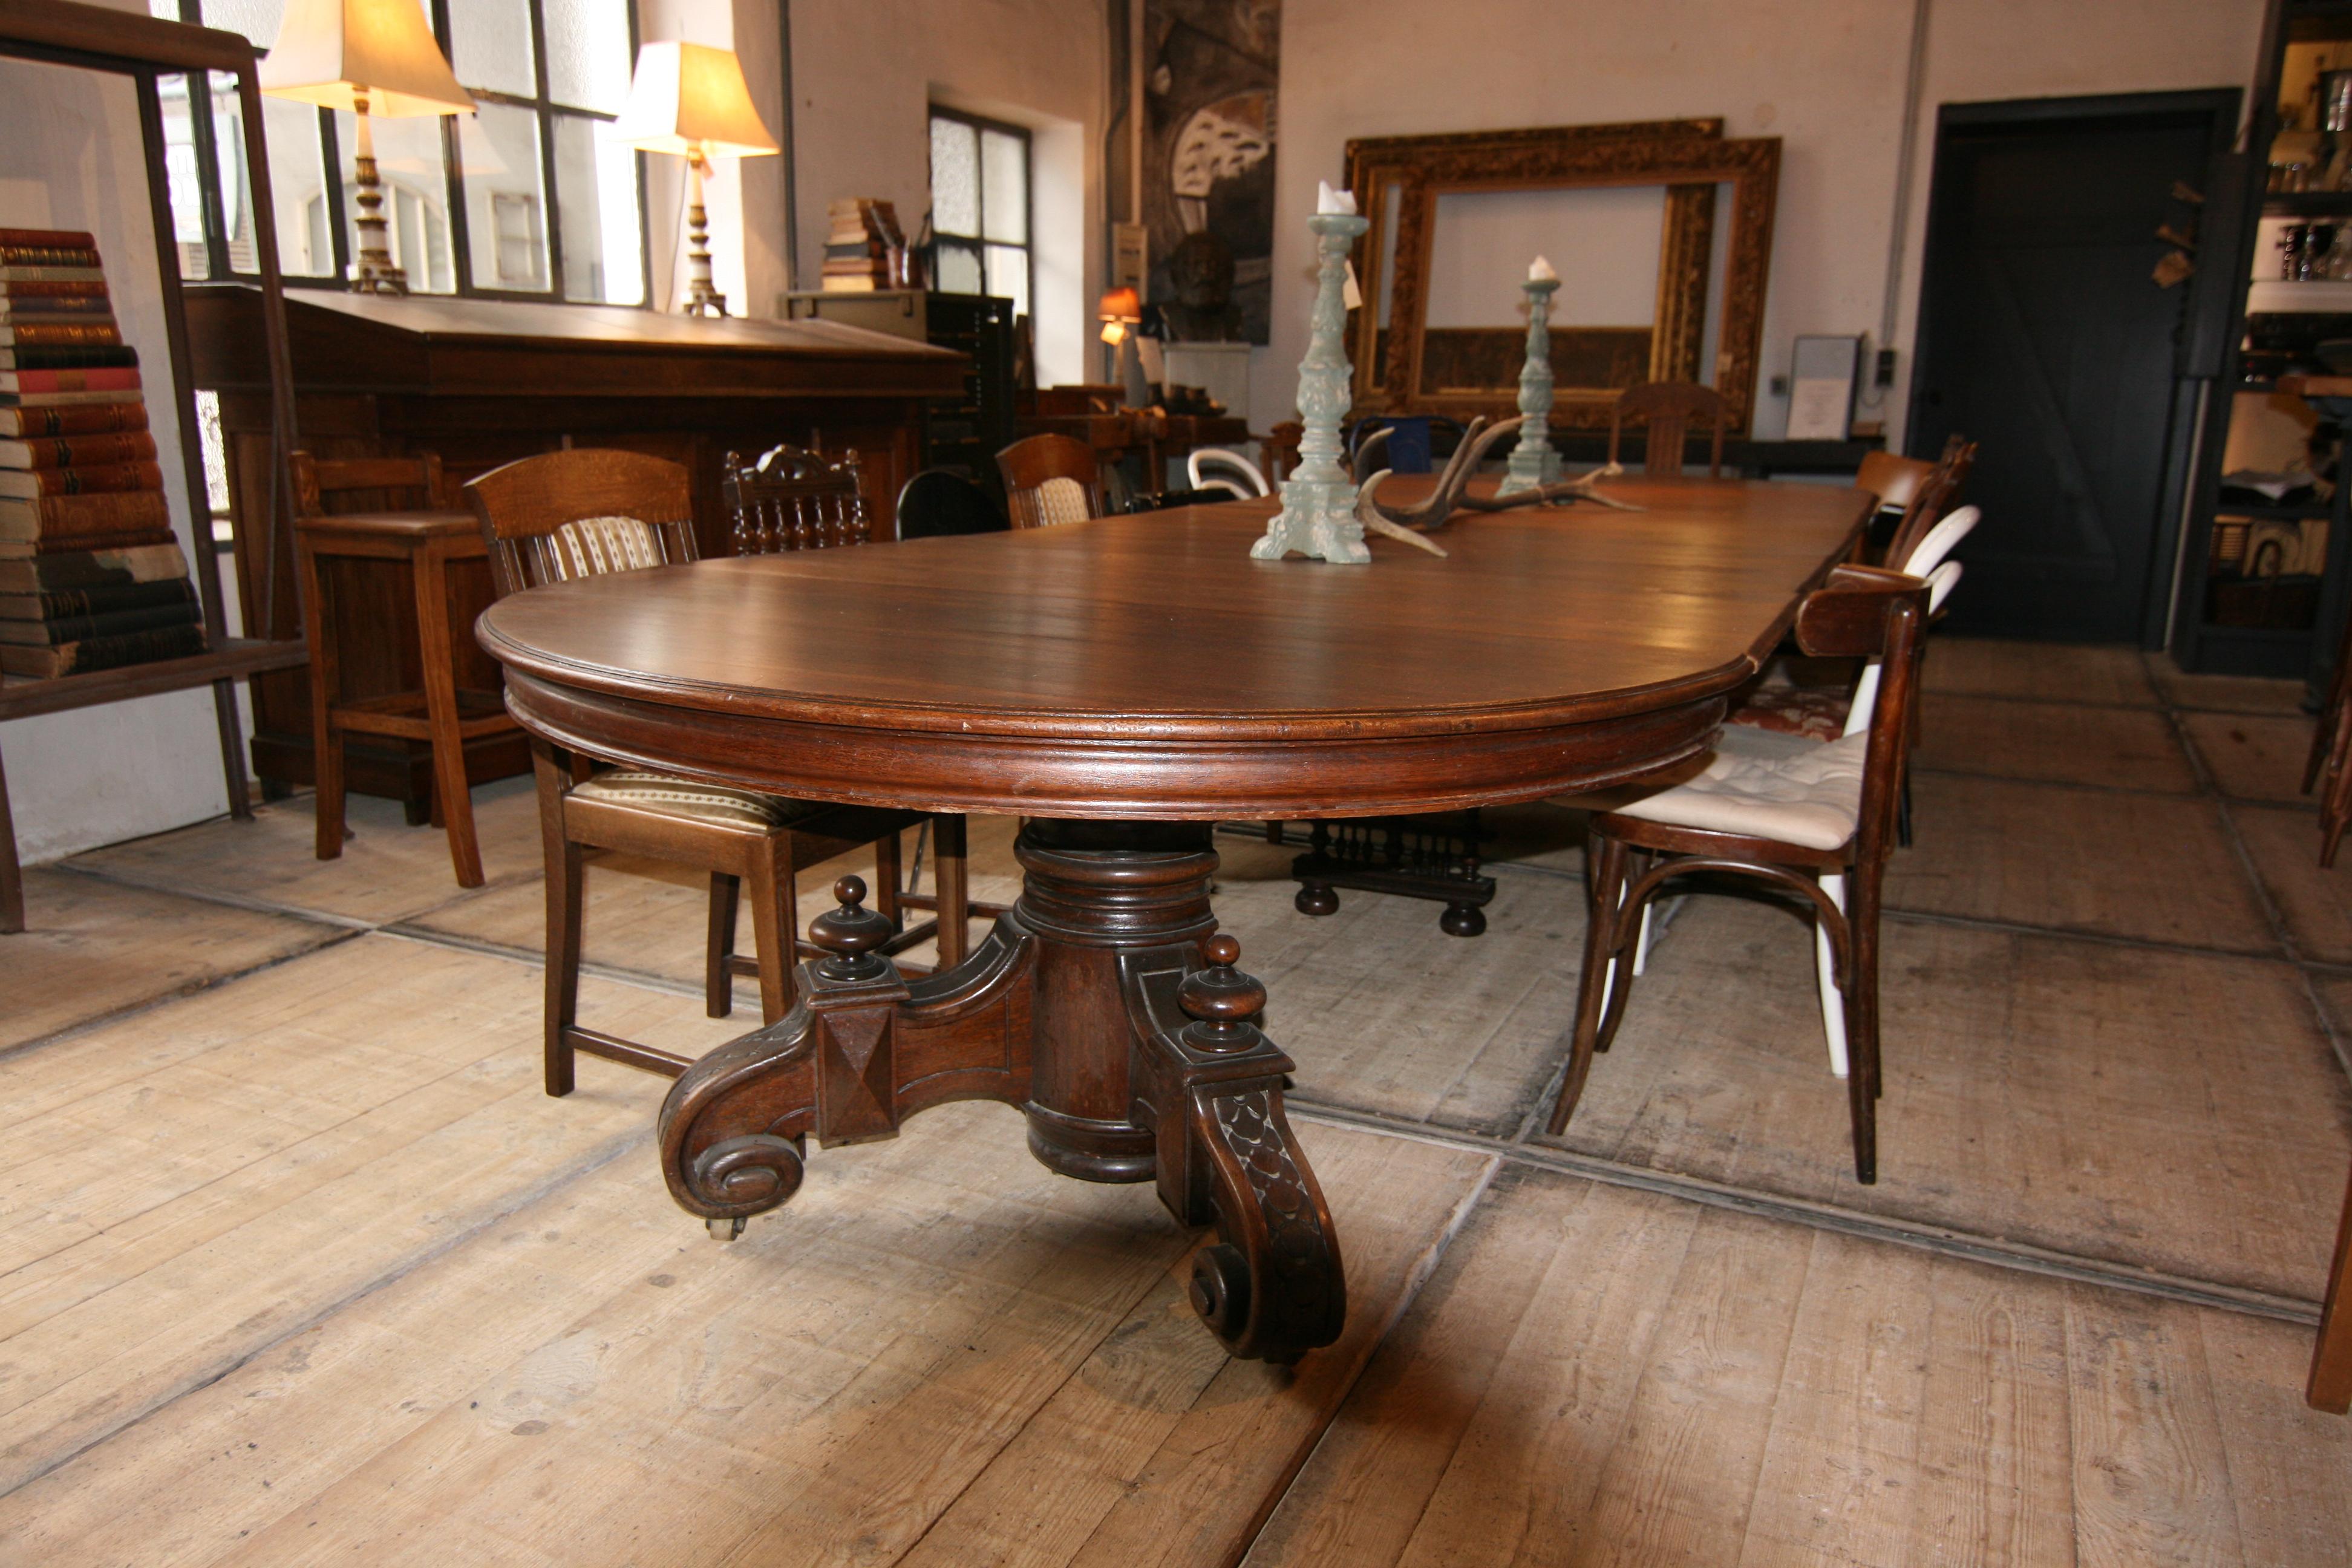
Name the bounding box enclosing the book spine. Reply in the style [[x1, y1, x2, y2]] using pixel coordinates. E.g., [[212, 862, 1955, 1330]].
[[0, 323, 126, 348], [0, 578, 194, 619], [0, 391, 151, 408], [15, 528, 181, 556], [1, 622, 206, 678], [0, 542, 189, 590], [0, 489, 169, 535], [0, 345, 137, 371], [0, 301, 119, 321], [0, 432, 158, 471], [0, 279, 111, 299], [0, 229, 96, 250], [0, 248, 101, 269], [1, 462, 165, 497], [0, 367, 141, 394], [0, 403, 151, 438], [0, 267, 108, 284], [2, 601, 203, 644]]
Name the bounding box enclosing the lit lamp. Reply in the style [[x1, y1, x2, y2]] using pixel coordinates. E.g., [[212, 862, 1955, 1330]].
[[1098, 286, 1149, 408], [261, 0, 474, 295], [612, 42, 780, 317]]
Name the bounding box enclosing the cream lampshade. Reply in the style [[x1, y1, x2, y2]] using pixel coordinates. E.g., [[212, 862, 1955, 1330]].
[[261, 0, 474, 295], [611, 42, 780, 317]]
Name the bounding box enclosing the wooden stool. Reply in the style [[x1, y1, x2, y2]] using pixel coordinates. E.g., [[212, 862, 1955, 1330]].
[[296, 508, 518, 887]]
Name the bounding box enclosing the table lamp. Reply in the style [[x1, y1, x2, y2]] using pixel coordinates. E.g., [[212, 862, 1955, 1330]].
[[612, 42, 780, 317], [261, 0, 475, 295], [1098, 287, 1149, 407]]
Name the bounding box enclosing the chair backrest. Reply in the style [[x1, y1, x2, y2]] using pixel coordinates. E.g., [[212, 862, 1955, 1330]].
[[1883, 439, 1978, 568], [1793, 564, 1930, 859], [722, 443, 873, 554], [464, 448, 698, 599], [1899, 504, 1980, 579], [291, 449, 445, 516], [1843, 559, 1962, 740], [1854, 451, 1933, 516], [896, 468, 1010, 538], [995, 433, 1104, 528], [1607, 381, 1728, 477], [1187, 446, 1270, 499]]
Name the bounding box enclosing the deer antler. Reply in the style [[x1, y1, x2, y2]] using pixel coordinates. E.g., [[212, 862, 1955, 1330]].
[[1353, 474, 1448, 555], [1354, 417, 1526, 532], [1457, 462, 1647, 513]]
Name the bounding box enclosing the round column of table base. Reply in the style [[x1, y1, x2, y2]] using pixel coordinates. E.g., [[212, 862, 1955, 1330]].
[[1011, 820, 1220, 1183]]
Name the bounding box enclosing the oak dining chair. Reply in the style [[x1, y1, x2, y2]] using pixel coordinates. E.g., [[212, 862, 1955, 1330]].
[[465, 448, 973, 1097], [1548, 564, 1932, 1183], [895, 469, 1010, 538], [996, 433, 1105, 528], [722, 443, 874, 553], [1186, 446, 1270, 500], [293, 448, 518, 889], [1607, 381, 1728, 478]]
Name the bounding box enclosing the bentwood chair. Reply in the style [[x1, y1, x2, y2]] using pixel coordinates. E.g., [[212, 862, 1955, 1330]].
[[466, 448, 969, 1097], [1548, 564, 1932, 1183], [2315, 1157, 2352, 1412], [996, 433, 1105, 528], [1607, 382, 1729, 478], [1186, 446, 1270, 500], [722, 443, 875, 553], [2308, 604, 2352, 867], [293, 449, 519, 889]]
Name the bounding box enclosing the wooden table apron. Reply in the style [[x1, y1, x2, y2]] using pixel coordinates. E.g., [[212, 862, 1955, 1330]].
[[477, 478, 1873, 1362]]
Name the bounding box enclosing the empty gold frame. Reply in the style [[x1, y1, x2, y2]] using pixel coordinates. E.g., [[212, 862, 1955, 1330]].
[[1345, 120, 1781, 432]]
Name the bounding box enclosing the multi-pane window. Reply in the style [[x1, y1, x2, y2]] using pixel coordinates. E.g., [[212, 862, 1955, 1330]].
[[151, 0, 646, 305], [927, 108, 1030, 321]]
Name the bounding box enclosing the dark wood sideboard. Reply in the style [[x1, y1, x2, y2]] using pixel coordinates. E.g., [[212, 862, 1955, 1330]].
[[186, 286, 965, 815]]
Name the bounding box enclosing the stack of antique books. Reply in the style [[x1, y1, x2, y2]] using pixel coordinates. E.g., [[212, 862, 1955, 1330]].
[[821, 197, 905, 292], [0, 226, 206, 678]]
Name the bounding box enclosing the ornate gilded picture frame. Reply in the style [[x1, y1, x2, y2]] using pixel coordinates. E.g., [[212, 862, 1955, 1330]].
[[1344, 120, 1781, 433]]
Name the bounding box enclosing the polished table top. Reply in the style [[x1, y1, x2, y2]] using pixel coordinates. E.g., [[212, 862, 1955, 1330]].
[[477, 476, 1874, 819]]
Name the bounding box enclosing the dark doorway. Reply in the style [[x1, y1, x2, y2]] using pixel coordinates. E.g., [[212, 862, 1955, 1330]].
[[1909, 93, 2237, 642]]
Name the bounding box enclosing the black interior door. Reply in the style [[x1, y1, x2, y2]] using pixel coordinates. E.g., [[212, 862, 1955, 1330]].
[[1909, 105, 2215, 642]]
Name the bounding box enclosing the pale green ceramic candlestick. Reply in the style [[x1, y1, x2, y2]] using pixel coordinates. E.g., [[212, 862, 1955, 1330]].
[[1253, 207, 1373, 564], [1498, 274, 1562, 495]]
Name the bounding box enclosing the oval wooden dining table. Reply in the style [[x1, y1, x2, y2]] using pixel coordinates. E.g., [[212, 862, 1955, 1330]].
[[476, 476, 1875, 1363]]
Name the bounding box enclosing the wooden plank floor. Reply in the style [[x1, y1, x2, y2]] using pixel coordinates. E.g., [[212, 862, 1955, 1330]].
[[0, 641, 2347, 1564]]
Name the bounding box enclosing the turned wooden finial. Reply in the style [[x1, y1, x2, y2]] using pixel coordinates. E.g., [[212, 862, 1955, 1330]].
[[1178, 934, 1266, 1052], [809, 875, 894, 979]]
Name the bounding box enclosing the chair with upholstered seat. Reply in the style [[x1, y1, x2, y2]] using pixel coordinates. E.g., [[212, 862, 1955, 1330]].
[[1547, 563, 1932, 1183], [466, 448, 973, 1097], [1607, 381, 1729, 477], [996, 433, 1105, 528]]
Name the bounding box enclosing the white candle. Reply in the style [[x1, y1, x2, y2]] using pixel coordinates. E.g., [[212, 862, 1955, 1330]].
[[1528, 255, 1558, 282], [1316, 181, 1357, 216]]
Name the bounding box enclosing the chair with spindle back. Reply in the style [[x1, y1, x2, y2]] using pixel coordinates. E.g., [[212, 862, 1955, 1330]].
[[722, 443, 874, 554], [995, 433, 1105, 528], [1607, 382, 1729, 478], [293, 448, 519, 889], [466, 448, 977, 1098]]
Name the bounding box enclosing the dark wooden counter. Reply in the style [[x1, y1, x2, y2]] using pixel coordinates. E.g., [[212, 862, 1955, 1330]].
[[187, 284, 966, 813]]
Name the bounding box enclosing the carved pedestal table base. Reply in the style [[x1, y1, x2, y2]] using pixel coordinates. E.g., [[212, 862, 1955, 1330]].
[[658, 820, 1345, 1364]]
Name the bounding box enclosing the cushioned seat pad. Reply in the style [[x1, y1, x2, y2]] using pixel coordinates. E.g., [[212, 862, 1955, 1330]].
[[570, 769, 822, 831], [1612, 731, 1867, 851]]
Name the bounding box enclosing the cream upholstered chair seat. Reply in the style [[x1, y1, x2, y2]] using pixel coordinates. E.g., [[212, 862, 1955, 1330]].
[[568, 769, 828, 832], [1614, 732, 1867, 852], [1030, 476, 1094, 528]]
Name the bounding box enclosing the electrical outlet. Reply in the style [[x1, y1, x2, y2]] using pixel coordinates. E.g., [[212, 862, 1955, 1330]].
[[1769, 374, 1789, 396], [1875, 348, 1898, 388]]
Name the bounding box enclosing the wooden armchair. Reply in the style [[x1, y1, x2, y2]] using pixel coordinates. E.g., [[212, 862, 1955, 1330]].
[[995, 433, 1105, 528], [1884, 437, 1977, 568], [465, 448, 974, 1097], [722, 443, 874, 554], [1607, 381, 1728, 477], [293, 448, 518, 889], [1547, 564, 1932, 1183]]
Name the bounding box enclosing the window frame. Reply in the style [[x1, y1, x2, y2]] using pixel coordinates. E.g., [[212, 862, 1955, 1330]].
[[927, 105, 1033, 312], [156, 0, 652, 306]]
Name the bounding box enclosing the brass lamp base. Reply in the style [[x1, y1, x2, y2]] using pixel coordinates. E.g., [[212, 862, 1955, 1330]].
[[347, 93, 407, 296], [681, 148, 727, 318]]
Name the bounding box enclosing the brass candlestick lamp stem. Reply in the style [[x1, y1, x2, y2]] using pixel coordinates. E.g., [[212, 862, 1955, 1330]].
[[681, 143, 727, 317], [347, 88, 408, 295]]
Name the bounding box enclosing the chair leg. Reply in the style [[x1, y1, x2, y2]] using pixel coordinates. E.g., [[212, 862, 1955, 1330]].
[[1816, 872, 1850, 1079], [1844, 866, 1885, 1183], [0, 741, 22, 935], [743, 834, 797, 1026], [872, 828, 903, 929], [531, 745, 582, 1098], [301, 538, 347, 863], [2325, 725, 2352, 868], [1548, 831, 1633, 1137], [411, 543, 485, 888], [1594, 850, 1649, 1054], [932, 814, 970, 969], [1896, 772, 1914, 850], [705, 872, 742, 1018], [2310, 1157, 2352, 1413]]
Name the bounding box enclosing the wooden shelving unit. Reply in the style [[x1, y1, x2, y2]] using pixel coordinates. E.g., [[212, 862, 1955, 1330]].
[[0, 0, 306, 932]]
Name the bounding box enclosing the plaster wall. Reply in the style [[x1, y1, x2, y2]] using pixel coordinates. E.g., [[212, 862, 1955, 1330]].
[[0, 1, 243, 864], [1259, 0, 2267, 446]]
